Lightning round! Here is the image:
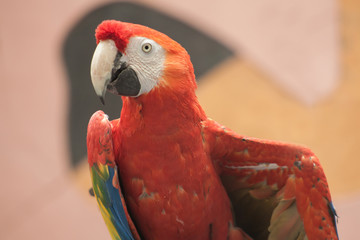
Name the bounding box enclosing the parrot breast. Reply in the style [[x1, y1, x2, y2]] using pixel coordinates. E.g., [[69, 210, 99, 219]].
[[112, 95, 235, 239]]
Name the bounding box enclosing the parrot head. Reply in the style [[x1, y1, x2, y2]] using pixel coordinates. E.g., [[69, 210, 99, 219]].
[[90, 20, 197, 104]]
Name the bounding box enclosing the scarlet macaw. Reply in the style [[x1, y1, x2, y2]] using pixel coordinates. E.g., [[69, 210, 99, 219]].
[[87, 20, 339, 240]]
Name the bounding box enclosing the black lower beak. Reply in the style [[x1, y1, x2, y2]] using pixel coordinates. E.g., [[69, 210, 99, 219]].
[[107, 52, 141, 97]]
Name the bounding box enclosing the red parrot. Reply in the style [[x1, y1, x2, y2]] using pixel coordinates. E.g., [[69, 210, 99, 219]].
[[87, 20, 339, 240]]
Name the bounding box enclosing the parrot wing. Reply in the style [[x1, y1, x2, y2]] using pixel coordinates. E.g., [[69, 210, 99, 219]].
[[202, 118, 338, 240], [87, 111, 140, 240]]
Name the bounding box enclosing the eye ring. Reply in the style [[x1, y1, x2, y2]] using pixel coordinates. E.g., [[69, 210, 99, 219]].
[[142, 43, 152, 53]]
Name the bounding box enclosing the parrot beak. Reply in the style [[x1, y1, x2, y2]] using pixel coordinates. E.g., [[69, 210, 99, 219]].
[[90, 39, 140, 104]]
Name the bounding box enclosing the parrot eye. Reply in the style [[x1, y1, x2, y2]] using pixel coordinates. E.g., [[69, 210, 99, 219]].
[[142, 43, 152, 53]]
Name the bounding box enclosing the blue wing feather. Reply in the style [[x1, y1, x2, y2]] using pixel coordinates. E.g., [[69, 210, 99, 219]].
[[329, 201, 339, 239], [90, 163, 135, 240]]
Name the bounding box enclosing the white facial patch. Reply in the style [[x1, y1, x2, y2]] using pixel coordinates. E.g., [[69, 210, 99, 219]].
[[122, 36, 166, 96]]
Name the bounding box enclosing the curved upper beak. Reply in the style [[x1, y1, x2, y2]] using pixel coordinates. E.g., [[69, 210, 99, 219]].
[[90, 40, 118, 104], [90, 39, 141, 104]]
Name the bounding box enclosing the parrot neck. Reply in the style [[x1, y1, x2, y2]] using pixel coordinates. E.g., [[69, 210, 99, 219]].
[[119, 89, 206, 136]]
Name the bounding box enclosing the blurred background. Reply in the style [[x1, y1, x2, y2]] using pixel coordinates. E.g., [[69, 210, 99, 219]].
[[1, 0, 359, 239]]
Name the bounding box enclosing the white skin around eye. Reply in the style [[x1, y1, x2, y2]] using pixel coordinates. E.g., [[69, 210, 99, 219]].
[[123, 37, 166, 96]]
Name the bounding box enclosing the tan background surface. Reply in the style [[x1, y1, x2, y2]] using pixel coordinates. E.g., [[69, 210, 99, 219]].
[[0, 0, 358, 239]]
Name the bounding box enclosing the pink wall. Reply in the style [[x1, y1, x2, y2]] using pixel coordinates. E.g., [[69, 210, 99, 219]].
[[0, 0, 356, 239]]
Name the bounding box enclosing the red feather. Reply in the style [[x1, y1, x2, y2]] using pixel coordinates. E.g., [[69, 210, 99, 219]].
[[88, 20, 338, 240]]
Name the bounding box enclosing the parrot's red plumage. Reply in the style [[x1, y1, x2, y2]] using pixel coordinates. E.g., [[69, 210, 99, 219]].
[[87, 20, 338, 240]]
